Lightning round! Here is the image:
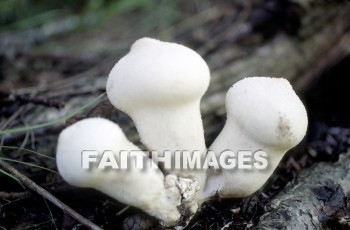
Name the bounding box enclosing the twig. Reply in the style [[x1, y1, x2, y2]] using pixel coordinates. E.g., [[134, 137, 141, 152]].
[[116, 206, 130, 216], [0, 160, 103, 230], [14, 58, 114, 95], [0, 106, 26, 151], [0, 106, 26, 130], [0, 191, 31, 200], [0, 90, 64, 109], [1, 124, 62, 146]]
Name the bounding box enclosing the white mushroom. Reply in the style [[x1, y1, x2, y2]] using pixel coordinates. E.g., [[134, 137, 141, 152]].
[[205, 77, 308, 198], [56, 117, 181, 226], [106, 37, 210, 188]]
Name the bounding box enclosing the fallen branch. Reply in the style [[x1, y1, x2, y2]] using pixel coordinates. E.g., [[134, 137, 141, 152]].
[[0, 159, 103, 230]]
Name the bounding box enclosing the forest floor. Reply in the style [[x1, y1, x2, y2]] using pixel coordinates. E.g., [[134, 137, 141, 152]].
[[1, 0, 350, 229]]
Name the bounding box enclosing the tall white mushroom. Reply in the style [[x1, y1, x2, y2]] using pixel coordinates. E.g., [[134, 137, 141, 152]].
[[106, 38, 210, 188], [205, 77, 308, 198], [56, 118, 181, 226]]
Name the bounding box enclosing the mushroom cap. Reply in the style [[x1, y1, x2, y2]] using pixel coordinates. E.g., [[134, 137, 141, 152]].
[[106, 37, 210, 113], [225, 77, 308, 150], [56, 117, 137, 187]]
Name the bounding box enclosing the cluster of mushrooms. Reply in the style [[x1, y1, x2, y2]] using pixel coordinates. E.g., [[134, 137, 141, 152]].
[[56, 37, 308, 228]]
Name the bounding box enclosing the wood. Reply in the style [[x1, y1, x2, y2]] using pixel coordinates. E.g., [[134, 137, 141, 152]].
[[252, 152, 350, 229], [0, 160, 103, 230]]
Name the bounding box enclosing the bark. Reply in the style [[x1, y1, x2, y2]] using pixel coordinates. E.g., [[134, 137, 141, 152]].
[[251, 152, 350, 229]]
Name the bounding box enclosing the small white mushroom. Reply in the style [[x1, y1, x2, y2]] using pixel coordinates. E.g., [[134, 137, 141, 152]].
[[205, 77, 308, 198], [56, 117, 181, 226], [106, 38, 210, 188]]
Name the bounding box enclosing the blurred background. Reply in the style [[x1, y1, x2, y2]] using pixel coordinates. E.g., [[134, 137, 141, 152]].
[[0, 0, 350, 229]]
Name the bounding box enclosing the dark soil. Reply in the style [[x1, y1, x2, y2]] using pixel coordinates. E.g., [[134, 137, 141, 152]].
[[1, 1, 349, 229], [1, 55, 349, 230]]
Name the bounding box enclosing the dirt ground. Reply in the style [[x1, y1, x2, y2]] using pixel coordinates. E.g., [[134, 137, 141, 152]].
[[1, 0, 350, 229]]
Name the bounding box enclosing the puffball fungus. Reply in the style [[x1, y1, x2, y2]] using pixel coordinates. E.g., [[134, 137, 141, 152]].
[[106, 37, 210, 187], [207, 77, 308, 198], [56, 37, 309, 227], [56, 118, 181, 226]]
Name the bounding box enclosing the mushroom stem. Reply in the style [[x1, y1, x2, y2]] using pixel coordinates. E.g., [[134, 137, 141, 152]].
[[106, 37, 210, 191], [56, 118, 181, 226], [132, 102, 206, 154], [131, 103, 208, 189], [208, 119, 289, 198], [204, 77, 308, 199]]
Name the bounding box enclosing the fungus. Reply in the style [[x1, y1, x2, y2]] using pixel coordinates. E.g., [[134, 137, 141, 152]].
[[106, 37, 210, 188], [56, 37, 309, 227], [206, 77, 308, 198], [56, 117, 182, 226]]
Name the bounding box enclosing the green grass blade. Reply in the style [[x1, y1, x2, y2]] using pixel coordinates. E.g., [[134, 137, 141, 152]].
[[1, 146, 55, 160], [0, 157, 57, 174], [0, 168, 20, 183], [0, 93, 106, 135]]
